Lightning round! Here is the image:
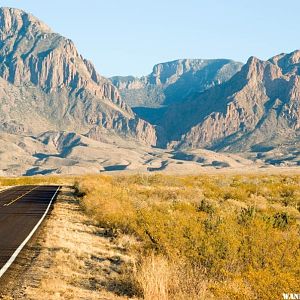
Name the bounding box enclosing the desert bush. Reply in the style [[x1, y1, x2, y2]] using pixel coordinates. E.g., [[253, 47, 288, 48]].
[[197, 199, 215, 214], [238, 206, 256, 225], [135, 254, 208, 300], [135, 254, 169, 300], [77, 174, 300, 299]]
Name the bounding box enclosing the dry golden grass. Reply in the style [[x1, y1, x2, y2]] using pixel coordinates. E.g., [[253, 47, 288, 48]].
[[136, 254, 169, 300], [0, 175, 76, 187], [0, 186, 137, 300], [1, 173, 299, 299], [77, 174, 300, 299], [135, 255, 208, 300]]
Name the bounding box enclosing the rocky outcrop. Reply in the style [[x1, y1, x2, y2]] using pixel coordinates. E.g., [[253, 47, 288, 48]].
[[0, 7, 156, 145], [110, 49, 300, 152], [86, 117, 157, 146], [0, 8, 122, 102], [163, 50, 300, 151], [2, 7, 300, 161], [111, 59, 243, 108]]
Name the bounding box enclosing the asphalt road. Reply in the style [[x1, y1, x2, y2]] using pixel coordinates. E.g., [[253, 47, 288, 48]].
[[0, 185, 60, 278]]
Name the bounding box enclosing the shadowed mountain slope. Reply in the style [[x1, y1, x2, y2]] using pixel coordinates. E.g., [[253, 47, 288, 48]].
[[1, 7, 300, 173], [162, 51, 300, 153], [0, 7, 157, 145], [111, 59, 242, 125]]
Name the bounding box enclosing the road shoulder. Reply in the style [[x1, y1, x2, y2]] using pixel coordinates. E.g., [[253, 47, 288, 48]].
[[0, 186, 135, 300]]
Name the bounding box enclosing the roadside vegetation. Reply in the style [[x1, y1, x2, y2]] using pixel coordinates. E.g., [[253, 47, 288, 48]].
[[1, 174, 299, 299], [77, 174, 300, 300], [0, 175, 74, 187]]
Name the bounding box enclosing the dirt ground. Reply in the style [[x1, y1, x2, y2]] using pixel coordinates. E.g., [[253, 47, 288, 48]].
[[0, 186, 136, 300]]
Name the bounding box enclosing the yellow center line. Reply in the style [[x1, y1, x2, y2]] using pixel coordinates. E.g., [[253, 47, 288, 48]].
[[0, 187, 13, 195], [3, 186, 39, 207]]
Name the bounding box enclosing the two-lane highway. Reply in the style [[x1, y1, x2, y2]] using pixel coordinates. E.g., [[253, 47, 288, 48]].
[[0, 185, 60, 278]]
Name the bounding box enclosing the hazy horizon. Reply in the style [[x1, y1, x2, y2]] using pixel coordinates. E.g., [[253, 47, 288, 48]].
[[2, 0, 300, 77]]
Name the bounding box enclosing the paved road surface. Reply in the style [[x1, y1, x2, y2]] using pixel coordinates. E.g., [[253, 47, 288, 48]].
[[0, 185, 60, 278]]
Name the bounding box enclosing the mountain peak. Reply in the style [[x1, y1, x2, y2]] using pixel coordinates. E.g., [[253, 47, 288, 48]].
[[112, 58, 242, 108], [242, 56, 266, 80], [246, 56, 261, 65], [0, 7, 158, 146], [288, 49, 300, 62], [269, 50, 300, 74], [0, 7, 51, 39]]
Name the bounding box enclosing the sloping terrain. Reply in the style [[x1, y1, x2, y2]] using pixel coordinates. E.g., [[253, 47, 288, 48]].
[[0, 132, 258, 176], [1, 7, 300, 173], [111, 59, 242, 108], [160, 51, 300, 153], [111, 59, 242, 125], [111, 50, 300, 165], [0, 7, 156, 145]]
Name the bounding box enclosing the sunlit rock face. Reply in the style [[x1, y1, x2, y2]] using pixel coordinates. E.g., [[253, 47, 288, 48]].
[[111, 58, 242, 108], [0, 7, 157, 146], [160, 51, 300, 152]]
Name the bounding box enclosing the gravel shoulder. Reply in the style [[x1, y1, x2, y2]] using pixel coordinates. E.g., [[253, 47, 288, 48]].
[[0, 186, 135, 300]]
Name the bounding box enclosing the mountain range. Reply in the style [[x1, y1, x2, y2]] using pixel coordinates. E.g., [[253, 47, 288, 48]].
[[112, 51, 300, 166], [0, 7, 156, 145], [0, 7, 299, 175], [161, 52, 300, 151], [111, 59, 242, 108]]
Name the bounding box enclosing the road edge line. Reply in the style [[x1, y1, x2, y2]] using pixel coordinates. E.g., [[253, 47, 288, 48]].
[[0, 186, 60, 278]]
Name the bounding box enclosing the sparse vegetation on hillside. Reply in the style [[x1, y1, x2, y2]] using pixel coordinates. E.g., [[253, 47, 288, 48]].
[[77, 174, 300, 300]]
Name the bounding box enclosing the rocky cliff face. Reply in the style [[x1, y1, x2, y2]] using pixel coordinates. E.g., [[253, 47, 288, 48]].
[[163, 50, 300, 152], [2, 7, 300, 167], [111, 59, 242, 108], [0, 7, 157, 145]]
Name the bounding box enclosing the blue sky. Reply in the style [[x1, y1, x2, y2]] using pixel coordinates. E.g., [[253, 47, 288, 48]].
[[1, 0, 300, 77]]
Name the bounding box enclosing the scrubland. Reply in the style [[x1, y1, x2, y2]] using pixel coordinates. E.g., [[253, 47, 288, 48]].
[[0, 173, 299, 299], [77, 174, 300, 300], [0, 175, 74, 187]]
